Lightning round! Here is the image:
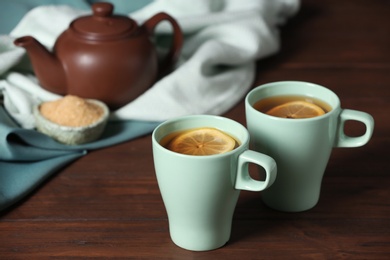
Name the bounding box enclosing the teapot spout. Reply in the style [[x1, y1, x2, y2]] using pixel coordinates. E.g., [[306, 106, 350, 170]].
[[14, 36, 66, 94]]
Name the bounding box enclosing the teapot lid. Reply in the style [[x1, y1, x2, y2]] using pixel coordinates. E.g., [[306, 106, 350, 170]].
[[70, 2, 137, 40]]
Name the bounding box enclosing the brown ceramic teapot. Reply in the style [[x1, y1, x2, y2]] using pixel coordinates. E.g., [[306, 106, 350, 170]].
[[14, 2, 183, 109]]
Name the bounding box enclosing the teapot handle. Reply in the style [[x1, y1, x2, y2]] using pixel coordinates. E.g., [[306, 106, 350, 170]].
[[142, 12, 183, 76]]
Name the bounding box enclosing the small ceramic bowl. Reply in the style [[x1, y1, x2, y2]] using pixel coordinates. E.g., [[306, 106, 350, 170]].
[[33, 99, 109, 145]]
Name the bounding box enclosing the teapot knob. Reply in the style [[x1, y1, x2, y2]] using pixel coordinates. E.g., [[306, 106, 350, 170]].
[[92, 2, 114, 17]]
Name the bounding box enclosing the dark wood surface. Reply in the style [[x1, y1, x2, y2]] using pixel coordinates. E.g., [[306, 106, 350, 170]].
[[1, 0, 389, 259]]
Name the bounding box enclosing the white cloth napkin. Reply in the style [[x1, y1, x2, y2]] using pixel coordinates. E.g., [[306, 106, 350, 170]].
[[0, 0, 299, 129]]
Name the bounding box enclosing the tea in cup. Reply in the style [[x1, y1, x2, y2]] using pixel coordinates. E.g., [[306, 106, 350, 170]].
[[245, 81, 374, 212], [152, 115, 277, 251]]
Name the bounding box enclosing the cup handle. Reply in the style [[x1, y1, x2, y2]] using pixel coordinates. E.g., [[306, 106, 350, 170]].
[[334, 109, 374, 148], [235, 150, 277, 191]]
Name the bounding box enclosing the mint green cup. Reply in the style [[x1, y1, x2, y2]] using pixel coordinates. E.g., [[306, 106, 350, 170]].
[[152, 115, 277, 251], [245, 81, 374, 212]]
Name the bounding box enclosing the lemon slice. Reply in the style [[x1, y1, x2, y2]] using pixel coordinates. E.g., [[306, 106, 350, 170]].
[[266, 101, 325, 119], [167, 128, 236, 155]]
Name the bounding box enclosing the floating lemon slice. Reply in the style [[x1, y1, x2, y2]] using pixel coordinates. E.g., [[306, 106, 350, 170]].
[[266, 101, 325, 119], [167, 128, 236, 156]]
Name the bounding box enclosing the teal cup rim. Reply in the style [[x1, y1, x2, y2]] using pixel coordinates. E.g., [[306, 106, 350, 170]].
[[245, 81, 341, 122], [152, 115, 249, 159]]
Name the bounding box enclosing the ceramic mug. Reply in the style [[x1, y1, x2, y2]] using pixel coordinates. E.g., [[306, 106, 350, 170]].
[[245, 81, 374, 212], [152, 115, 277, 251]]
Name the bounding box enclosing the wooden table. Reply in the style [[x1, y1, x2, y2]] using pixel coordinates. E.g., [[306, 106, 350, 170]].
[[1, 0, 389, 258]]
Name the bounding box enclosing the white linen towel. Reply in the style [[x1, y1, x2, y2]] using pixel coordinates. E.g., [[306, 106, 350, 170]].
[[0, 0, 299, 128]]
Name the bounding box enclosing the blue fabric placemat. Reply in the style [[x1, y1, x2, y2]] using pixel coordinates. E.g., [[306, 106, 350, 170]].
[[0, 105, 159, 211]]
